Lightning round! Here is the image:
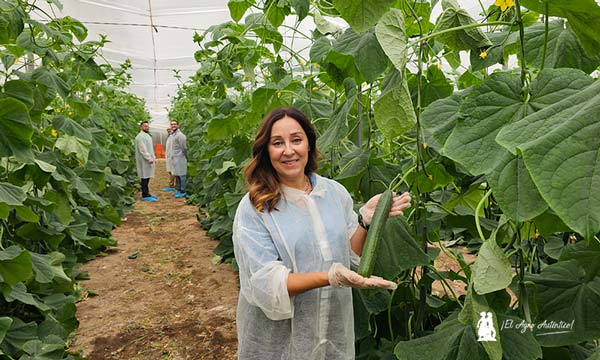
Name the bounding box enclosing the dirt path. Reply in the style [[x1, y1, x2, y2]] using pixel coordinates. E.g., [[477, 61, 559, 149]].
[[71, 159, 239, 359]]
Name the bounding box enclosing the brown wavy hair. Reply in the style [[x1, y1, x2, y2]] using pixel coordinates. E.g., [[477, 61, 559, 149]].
[[244, 107, 318, 212]]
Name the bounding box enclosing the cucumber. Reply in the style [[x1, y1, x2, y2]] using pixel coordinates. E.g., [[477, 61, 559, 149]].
[[357, 189, 393, 277]]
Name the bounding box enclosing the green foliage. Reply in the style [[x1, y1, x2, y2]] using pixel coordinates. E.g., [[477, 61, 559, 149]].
[[520, 0, 600, 58], [0, 1, 149, 358], [333, 0, 394, 33]]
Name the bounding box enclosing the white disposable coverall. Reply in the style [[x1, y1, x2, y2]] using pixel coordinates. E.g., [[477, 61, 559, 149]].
[[169, 129, 187, 176], [134, 131, 155, 179], [233, 173, 360, 360]]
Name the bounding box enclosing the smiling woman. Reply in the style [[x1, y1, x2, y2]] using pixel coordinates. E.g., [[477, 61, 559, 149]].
[[231, 107, 410, 360]]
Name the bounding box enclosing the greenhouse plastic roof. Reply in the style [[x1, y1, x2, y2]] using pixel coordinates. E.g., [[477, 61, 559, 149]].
[[37, 0, 498, 130], [37, 0, 232, 129]]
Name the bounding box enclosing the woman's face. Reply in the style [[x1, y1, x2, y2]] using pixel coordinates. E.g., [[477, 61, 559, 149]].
[[268, 116, 309, 188]]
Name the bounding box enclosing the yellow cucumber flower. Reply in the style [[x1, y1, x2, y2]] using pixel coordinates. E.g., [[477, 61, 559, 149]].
[[479, 51, 488, 59], [51, 129, 58, 138], [495, 0, 514, 11]]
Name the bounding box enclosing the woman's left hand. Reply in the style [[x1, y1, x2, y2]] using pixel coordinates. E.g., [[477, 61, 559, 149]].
[[359, 192, 412, 226]]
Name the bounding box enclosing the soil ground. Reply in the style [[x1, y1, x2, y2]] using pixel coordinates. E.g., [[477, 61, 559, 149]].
[[71, 159, 239, 359]]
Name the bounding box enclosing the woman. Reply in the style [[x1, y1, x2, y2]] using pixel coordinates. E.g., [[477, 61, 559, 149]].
[[233, 107, 411, 359]]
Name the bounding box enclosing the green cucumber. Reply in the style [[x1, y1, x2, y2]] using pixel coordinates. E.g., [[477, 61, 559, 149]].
[[357, 189, 393, 277]]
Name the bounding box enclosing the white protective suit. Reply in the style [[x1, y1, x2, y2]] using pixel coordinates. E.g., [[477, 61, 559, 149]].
[[168, 129, 187, 176], [165, 132, 173, 173], [233, 173, 361, 360], [134, 131, 155, 179]]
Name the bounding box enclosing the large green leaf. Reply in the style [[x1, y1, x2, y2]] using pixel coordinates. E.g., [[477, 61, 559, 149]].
[[332, 0, 394, 33], [72, 57, 106, 81], [527, 241, 600, 346], [329, 28, 388, 83], [459, 289, 502, 360], [0, 2, 24, 44], [472, 239, 513, 295], [403, 0, 434, 37], [524, 20, 600, 74], [405, 160, 454, 193], [0, 182, 26, 207], [30, 67, 70, 100], [445, 68, 593, 176], [0, 246, 32, 286], [407, 65, 454, 108], [0, 98, 33, 161], [373, 217, 430, 279], [395, 316, 489, 360], [54, 134, 91, 164], [496, 78, 600, 241], [487, 153, 548, 222], [375, 8, 408, 73], [520, 0, 600, 58], [317, 79, 357, 151], [421, 91, 467, 152], [313, 12, 341, 35], [589, 349, 600, 360], [434, 0, 492, 51], [207, 114, 241, 142], [443, 72, 523, 175], [264, 0, 289, 27], [374, 77, 416, 140], [335, 147, 370, 180], [29, 252, 71, 284], [15, 206, 39, 223], [2, 80, 35, 110], [43, 190, 71, 225], [21, 338, 65, 360], [499, 315, 543, 360], [309, 36, 332, 63], [3, 282, 51, 311], [2, 318, 38, 355], [289, 0, 309, 20], [0, 317, 12, 345], [228, 0, 252, 22]]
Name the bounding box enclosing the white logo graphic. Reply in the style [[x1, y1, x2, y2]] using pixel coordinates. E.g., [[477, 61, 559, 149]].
[[477, 312, 497, 342]]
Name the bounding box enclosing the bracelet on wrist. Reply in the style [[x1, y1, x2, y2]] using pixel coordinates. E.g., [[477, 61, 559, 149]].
[[358, 213, 369, 231]]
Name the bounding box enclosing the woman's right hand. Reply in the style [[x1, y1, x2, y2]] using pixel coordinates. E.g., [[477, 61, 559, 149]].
[[328, 263, 397, 290]]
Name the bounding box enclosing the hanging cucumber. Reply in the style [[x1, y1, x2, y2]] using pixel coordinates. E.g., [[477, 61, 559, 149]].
[[357, 189, 393, 277]]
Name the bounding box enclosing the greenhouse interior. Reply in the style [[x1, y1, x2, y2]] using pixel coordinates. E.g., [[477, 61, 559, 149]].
[[1, 0, 599, 359]]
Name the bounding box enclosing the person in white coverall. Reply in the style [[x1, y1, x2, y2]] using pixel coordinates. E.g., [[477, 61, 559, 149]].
[[135, 120, 156, 201], [232, 107, 412, 360], [168, 119, 187, 198]]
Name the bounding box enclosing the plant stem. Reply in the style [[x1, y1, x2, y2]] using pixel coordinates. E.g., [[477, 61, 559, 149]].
[[540, 2, 549, 71], [518, 249, 533, 325], [409, 21, 513, 46], [514, 0, 528, 86], [475, 189, 492, 241]]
